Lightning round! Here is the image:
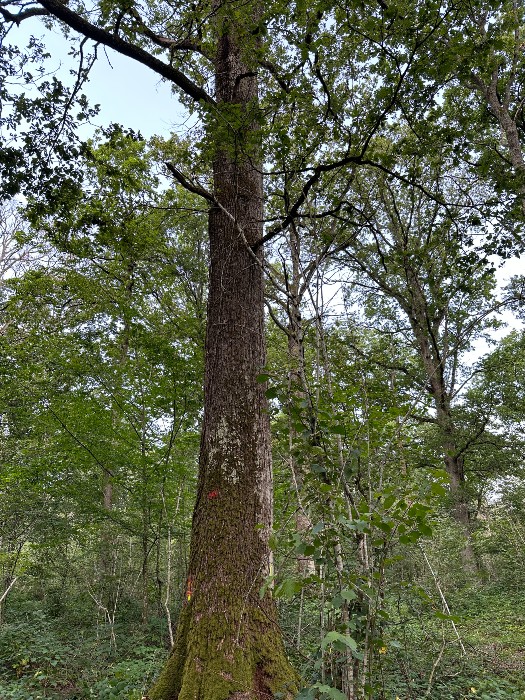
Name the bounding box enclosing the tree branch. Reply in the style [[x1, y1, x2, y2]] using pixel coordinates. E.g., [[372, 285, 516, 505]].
[[0, 5, 48, 23], [409, 412, 438, 425], [165, 162, 216, 204], [456, 416, 490, 459], [265, 300, 291, 335], [128, 6, 210, 59], [0, 576, 18, 605], [35, 0, 215, 105], [49, 407, 115, 479], [258, 59, 291, 93], [253, 153, 363, 249]]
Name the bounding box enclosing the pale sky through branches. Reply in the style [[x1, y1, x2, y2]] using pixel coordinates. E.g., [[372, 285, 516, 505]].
[[8, 16, 524, 357], [13, 21, 182, 138]]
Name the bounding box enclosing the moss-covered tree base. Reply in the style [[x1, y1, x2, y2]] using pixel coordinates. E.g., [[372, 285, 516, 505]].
[[148, 598, 297, 700]]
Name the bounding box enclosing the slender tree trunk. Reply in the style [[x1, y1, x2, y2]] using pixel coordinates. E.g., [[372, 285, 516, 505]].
[[286, 227, 315, 575], [99, 261, 134, 608], [149, 6, 295, 699], [410, 323, 477, 569], [470, 71, 525, 216]]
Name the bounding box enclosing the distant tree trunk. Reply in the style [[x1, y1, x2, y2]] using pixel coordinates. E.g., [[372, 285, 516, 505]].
[[408, 312, 477, 570], [286, 227, 315, 575], [99, 261, 134, 610], [149, 7, 295, 699]]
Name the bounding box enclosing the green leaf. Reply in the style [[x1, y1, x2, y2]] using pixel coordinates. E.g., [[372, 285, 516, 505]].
[[275, 577, 303, 599], [268, 533, 278, 551], [417, 523, 433, 537], [434, 610, 460, 622], [321, 630, 358, 652], [382, 494, 396, 510], [312, 521, 325, 535], [313, 684, 347, 700], [310, 463, 327, 474], [340, 588, 358, 602], [431, 482, 447, 497]]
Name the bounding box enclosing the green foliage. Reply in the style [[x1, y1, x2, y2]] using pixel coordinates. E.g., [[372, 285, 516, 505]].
[[0, 135, 204, 698], [0, 600, 165, 699], [3, 0, 525, 697], [296, 682, 348, 700], [89, 649, 164, 700]]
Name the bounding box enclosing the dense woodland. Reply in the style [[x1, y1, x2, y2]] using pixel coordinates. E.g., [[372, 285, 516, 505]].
[[1, 0, 525, 698]]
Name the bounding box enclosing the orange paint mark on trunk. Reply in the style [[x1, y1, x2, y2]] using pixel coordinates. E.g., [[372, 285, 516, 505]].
[[185, 576, 193, 603]]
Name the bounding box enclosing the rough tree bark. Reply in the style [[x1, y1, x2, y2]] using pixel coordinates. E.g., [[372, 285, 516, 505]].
[[149, 7, 296, 699], [4, 0, 297, 695]]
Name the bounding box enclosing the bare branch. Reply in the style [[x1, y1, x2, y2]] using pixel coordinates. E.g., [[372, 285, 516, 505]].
[[0, 576, 18, 605], [0, 4, 47, 22], [165, 162, 216, 203], [253, 153, 363, 249], [128, 6, 210, 58]]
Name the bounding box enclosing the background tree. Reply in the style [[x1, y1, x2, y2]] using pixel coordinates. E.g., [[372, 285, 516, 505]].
[[331, 152, 502, 567]]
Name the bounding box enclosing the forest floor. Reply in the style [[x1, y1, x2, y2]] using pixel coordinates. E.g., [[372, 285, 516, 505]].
[[1, 588, 524, 700]]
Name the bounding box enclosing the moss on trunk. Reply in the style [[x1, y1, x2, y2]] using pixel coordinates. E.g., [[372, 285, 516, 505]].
[[148, 3, 297, 697], [150, 597, 296, 700]]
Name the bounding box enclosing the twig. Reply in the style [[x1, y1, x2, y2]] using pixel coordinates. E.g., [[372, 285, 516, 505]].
[[0, 576, 18, 605], [420, 546, 466, 656]]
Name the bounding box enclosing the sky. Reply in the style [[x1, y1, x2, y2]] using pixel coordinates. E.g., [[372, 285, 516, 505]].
[[12, 20, 183, 139]]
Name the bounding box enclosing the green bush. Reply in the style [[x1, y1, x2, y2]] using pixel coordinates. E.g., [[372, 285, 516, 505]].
[[87, 647, 164, 700]]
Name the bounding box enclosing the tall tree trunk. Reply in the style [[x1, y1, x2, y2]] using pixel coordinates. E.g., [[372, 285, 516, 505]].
[[149, 7, 296, 699], [410, 321, 477, 570]]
